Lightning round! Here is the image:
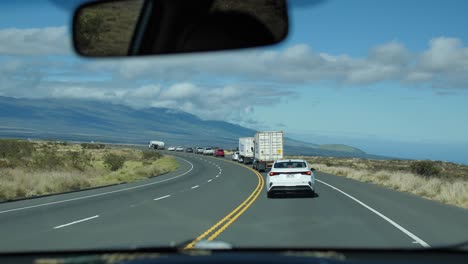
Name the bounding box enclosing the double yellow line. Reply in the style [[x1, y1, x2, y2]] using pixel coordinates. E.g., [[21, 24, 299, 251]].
[[184, 160, 265, 250]]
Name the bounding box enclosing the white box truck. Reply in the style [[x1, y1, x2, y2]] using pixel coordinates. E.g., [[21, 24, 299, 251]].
[[148, 140, 165, 149], [252, 131, 283, 172], [238, 137, 254, 164]]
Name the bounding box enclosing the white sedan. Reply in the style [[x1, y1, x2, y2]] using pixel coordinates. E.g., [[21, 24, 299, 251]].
[[266, 159, 315, 198], [203, 147, 214, 155], [167, 146, 176, 151], [175, 146, 184, 152]]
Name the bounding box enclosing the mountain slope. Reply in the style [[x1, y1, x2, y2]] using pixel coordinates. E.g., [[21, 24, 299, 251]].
[[0, 96, 378, 158]]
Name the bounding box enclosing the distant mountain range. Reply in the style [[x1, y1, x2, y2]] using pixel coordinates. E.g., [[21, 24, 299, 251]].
[[0, 96, 390, 159]]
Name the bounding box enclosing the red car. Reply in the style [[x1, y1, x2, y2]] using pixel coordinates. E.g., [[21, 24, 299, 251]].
[[214, 149, 225, 157]]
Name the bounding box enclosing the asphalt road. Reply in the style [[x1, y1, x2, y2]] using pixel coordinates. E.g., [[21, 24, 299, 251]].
[[0, 151, 467, 252]]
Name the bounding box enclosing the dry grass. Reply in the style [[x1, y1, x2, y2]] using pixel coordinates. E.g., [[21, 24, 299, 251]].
[[312, 164, 468, 208], [0, 169, 93, 200], [294, 156, 468, 181], [0, 140, 179, 201], [289, 156, 468, 208], [90, 156, 178, 186], [289, 155, 468, 208]]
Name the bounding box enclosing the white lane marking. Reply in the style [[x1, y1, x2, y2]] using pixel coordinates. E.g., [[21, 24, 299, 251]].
[[54, 215, 99, 229], [207, 179, 212, 183], [216, 175, 219, 178], [191, 185, 199, 189], [154, 195, 171, 201], [316, 179, 430, 248], [0, 157, 194, 215]]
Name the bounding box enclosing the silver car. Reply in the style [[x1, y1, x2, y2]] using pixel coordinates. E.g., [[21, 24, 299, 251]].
[[175, 146, 184, 152]]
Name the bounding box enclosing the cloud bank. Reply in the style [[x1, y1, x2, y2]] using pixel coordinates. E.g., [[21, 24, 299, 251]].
[[1, 26, 468, 124]]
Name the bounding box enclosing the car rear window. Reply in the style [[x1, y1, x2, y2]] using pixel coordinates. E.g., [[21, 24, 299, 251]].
[[218, 149, 224, 151], [274, 162, 306, 168]]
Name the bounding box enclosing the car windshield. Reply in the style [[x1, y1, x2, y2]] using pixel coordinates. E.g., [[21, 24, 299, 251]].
[[0, 0, 467, 253]]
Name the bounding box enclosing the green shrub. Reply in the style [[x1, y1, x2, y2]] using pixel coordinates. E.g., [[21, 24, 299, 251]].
[[0, 159, 12, 168], [104, 153, 126, 171], [81, 143, 106, 149], [31, 149, 65, 170], [410, 161, 441, 177], [325, 161, 334, 167], [0, 139, 35, 160], [142, 151, 162, 161], [67, 150, 92, 171]]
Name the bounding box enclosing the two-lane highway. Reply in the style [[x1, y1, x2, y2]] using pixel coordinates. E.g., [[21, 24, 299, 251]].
[[0, 152, 259, 251], [0, 151, 467, 252]]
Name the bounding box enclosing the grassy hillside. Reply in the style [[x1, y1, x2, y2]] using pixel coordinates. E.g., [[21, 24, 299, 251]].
[[0, 139, 178, 201]]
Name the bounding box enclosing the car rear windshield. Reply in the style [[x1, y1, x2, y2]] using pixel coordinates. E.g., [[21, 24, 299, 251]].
[[274, 162, 307, 168], [218, 149, 224, 151]]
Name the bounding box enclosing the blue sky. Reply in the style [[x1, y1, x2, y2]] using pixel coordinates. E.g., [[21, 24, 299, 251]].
[[1, 0, 468, 164]]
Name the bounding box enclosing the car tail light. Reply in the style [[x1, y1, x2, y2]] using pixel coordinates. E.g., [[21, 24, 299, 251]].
[[269, 172, 278, 176], [301, 171, 311, 175]]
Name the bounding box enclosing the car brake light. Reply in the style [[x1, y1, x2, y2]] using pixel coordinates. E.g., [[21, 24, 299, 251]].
[[269, 172, 278, 176], [301, 171, 311, 175]]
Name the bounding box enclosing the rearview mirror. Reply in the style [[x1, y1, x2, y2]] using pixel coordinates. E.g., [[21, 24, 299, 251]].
[[73, 0, 289, 57]]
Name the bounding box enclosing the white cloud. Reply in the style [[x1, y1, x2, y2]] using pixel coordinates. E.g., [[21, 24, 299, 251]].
[[419, 37, 468, 72], [369, 41, 410, 65], [0, 26, 71, 55], [160, 83, 200, 99], [87, 37, 468, 89], [2, 26, 468, 124]]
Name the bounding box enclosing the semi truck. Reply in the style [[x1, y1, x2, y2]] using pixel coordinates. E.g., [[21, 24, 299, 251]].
[[252, 131, 283, 172], [238, 137, 254, 164], [148, 140, 165, 149]]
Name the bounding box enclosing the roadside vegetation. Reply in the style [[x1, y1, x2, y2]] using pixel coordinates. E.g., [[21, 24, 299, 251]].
[[288, 156, 468, 208], [75, 0, 143, 56], [0, 139, 178, 201]]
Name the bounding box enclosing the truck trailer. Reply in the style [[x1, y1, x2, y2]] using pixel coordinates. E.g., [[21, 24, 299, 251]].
[[148, 140, 165, 150], [238, 137, 254, 164], [252, 131, 283, 172]]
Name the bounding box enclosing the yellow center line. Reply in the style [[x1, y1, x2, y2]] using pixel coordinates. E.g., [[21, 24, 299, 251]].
[[207, 171, 264, 240], [184, 159, 264, 250]]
